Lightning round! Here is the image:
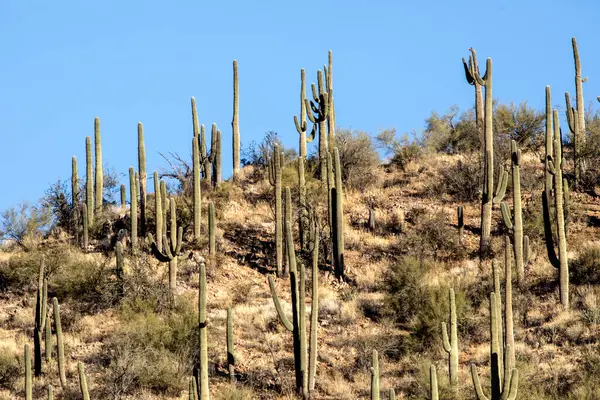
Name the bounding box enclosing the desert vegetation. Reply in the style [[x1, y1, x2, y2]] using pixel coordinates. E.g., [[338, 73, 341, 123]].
[[2, 39, 600, 400]]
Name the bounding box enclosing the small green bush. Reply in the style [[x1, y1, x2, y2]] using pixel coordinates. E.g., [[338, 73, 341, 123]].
[[571, 244, 600, 284], [0, 348, 20, 391]]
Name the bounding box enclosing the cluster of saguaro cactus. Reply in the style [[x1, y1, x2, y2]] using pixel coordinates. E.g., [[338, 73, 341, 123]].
[[268, 200, 320, 397], [149, 191, 190, 294], [191, 98, 222, 190], [543, 105, 570, 308], [268, 144, 285, 277], [499, 140, 531, 284]]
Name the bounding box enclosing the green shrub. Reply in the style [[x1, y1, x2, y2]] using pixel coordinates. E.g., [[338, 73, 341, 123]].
[[571, 244, 600, 284], [384, 256, 432, 325], [334, 129, 382, 190], [0, 348, 20, 391], [434, 154, 482, 202]]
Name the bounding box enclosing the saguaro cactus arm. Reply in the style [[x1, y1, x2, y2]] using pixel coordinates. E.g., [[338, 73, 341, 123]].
[[268, 276, 294, 331]]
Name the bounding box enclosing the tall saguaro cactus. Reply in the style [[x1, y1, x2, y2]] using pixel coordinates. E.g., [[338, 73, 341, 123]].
[[442, 288, 458, 386], [565, 37, 587, 188], [213, 127, 222, 187], [471, 57, 494, 253], [85, 136, 94, 226], [198, 259, 209, 399], [544, 86, 554, 197], [268, 144, 284, 277], [462, 48, 484, 144], [430, 365, 439, 400], [371, 349, 380, 400], [154, 172, 163, 253], [24, 344, 32, 400], [72, 156, 79, 238], [232, 59, 241, 182], [34, 257, 47, 377], [543, 109, 569, 308], [500, 140, 531, 284], [53, 297, 66, 388], [78, 362, 91, 400], [129, 167, 138, 248], [324, 50, 336, 150], [306, 71, 330, 181], [226, 308, 236, 384], [138, 122, 147, 235], [94, 117, 103, 215], [192, 135, 202, 240], [331, 148, 345, 281]]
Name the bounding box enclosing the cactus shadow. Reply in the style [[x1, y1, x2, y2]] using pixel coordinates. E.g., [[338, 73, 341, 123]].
[[222, 223, 276, 275]]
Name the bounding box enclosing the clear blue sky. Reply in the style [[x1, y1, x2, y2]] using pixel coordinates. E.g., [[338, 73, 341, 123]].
[[1, 1, 599, 211]]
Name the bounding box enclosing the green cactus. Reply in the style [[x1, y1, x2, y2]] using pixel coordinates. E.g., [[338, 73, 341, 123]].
[[543, 109, 569, 308], [441, 288, 458, 386], [227, 307, 236, 384], [308, 208, 319, 394], [232, 59, 241, 182], [45, 314, 52, 363], [208, 202, 215, 256], [85, 136, 94, 226], [72, 156, 80, 240], [138, 122, 147, 236], [120, 184, 126, 213], [116, 242, 125, 297], [53, 297, 66, 388], [129, 167, 138, 249], [471, 293, 519, 400], [34, 256, 46, 376], [462, 48, 484, 144], [470, 56, 494, 253], [189, 377, 197, 400], [544, 87, 554, 197], [565, 37, 587, 188], [503, 237, 516, 367], [457, 205, 464, 245], [331, 148, 345, 281], [324, 50, 336, 152], [430, 365, 439, 400], [306, 70, 330, 181], [326, 151, 335, 234], [269, 214, 320, 397], [47, 385, 53, 400], [94, 117, 103, 217], [82, 203, 89, 250], [198, 259, 209, 399], [160, 180, 168, 236], [491, 260, 504, 382], [200, 124, 212, 185], [389, 388, 396, 400], [78, 362, 91, 400], [192, 135, 202, 240], [24, 344, 32, 400], [500, 140, 530, 284], [371, 349, 379, 400], [213, 127, 222, 188], [268, 144, 284, 277], [149, 197, 189, 294], [154, 171, 163, 252]]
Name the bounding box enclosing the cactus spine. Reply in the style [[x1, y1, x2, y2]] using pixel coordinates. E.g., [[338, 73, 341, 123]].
[[332, 148, 345, 281], [268, 144, 284, 277], [371, 349, 380, 400], [78, 362, 91, 400], [430, 365, 439, 400], [138, 122, 147, 235], [500, 140, 530, 284], [457, 205, 464, 245], [149, 197, 188, 294], [306, 71, 330, 181], [34, 257, 46, 376], [472, 57, 494, 253], [129, 167, 138, 248], [198, 260, 209, 399], [94, 117, 103, 215], [232, 59, 241, 182], [442, 288, 458, 385], [193, 135, 202, 240], [227, 307, 236, 384], [208, 202, 215, 256], [543, 109, 569, 308], [85, 136, 94, 226], [53, 297, 66, 388], [471, 292, 519, 400], [462, 48, 484, 144], [25, 344, 32, 400]]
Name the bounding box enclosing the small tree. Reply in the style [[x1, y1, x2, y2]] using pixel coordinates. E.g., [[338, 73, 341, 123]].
[[0, 202, 52, 250]]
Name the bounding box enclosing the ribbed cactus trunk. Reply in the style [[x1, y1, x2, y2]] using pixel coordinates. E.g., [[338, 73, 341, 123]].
[[504, 237, 515, 367], [213, 128, 222, 187], [442, 288, 459, 386], [325, 50, 335, 151], [53, 298, 66, 388], [138, 122, 147, 236], [160, 180, 168, 237], [34, 257, 45, 377], [120, 184, 126, 213], [154, 171, 163, 253], [308, 211, 319, 394], [492, 261, 504, 383], [82, 204, 89, 250], [544, 86, 554, 197], [45, 314, 52, 363], [78, 362, 90, 400], [332, 148, 345, 281], [168, 198, 178, 293], [198, 261, 209, 399], [567, 37, 586, 188], [226, 308, 235, 384], [317, 70, 328, 182], [201, 125, 211, 185], [371, 350, 379, 400], [193, 135, 202, 240], [71, 156, 79, 240], [430, 365, 439, 400], [85, 136, 94, 226], [232, 60, 240, 182], [24, 344, 32, 400], [462, 48, 484, 145], [129, 167, 138, 249], [94, 117, 103, 216], [268, 144, 283, 277], [294, 68, 310, 251], [208, 202, 215, 256]]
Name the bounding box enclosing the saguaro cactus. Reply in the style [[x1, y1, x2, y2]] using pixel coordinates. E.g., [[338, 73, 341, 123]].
[[442, 288, 458, 385], [116, 242, 125, 297], [25, 344, 32, 400], [53, 297, 66, 388], [149, 197, 189, 294], [306, 71, 330, 181], [324, 50, 336, 151], [34, 257, 47, 376], [232, 59, 241, 181], [544, 86, 554, 197], [45, 314, 52, 363], [500, 140, 531, 283], [198, 259, 209, 399], [138, 122, 147, 235], [268, 144, 284, 277], [72, 156, 79, 238], [94, 117, 103, 215], [543, 109, 569, 308], [331, 148, 345, 281], [154, 172, 163, 253], [120, 184, 126, 213], [129, 167, 138, 248], [308, 208, 320, 394], [213, 127, 222, 187], [192, 135, 202, 240], [471, 293, 519, 400], [462, 48, 484, 144], [457, 205, 464, 245], [85, 136, 94, 226], [208, 202, 215, 256], [226, 308, 236, 384], [78, 362, 91, 400], [371, 349, 380, 400], [430, 365, 439, 400], [82, 203, 89, 250]]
